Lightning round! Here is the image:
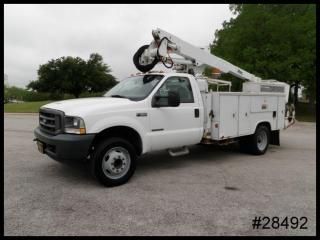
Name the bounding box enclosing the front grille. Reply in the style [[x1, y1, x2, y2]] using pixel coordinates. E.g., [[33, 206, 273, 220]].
[[39, 108, 64, 135]]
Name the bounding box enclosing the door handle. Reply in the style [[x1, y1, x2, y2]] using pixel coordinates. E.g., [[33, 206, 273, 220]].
[[194, 108, 199, 118]]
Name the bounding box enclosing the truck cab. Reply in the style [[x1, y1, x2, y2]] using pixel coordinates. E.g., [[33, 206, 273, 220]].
[[34, 73, 205, 186]]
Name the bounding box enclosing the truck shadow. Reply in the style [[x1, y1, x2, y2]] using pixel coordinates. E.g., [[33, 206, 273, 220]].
[[50, 159, 98, 186], [51, 143, 246, 186]]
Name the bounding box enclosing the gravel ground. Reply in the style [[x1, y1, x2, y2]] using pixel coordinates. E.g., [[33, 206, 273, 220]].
[[4, 113, 316, 236]]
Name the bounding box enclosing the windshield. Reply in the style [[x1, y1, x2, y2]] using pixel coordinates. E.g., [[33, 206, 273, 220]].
[[104, 74, 164, 101]]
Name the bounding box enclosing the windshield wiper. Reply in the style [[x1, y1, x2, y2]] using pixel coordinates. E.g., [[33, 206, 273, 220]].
[[110, 95, 127, 98]]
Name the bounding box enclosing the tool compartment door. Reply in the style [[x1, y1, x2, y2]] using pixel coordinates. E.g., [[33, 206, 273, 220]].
[[219, 95, 238, 139], [238, 95, 251, 135], [277, 96, 285, 129]]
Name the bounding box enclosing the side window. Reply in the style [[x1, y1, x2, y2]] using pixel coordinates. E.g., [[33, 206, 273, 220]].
[[154, 76, 194, 104]]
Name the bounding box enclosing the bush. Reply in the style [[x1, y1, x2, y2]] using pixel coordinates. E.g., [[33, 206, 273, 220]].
[[4, 86, 57, 102], [23, 91, 51, 102], [4, 86, 25, 102]]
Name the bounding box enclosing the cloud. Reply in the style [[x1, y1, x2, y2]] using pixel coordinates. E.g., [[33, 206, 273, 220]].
[[4, 4, 233, 87]]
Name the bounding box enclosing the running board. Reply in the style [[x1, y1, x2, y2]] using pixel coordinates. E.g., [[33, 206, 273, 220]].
[[168, 146, 189, 157]]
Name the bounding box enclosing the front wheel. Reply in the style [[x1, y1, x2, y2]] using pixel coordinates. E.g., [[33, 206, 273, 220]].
[[91, 137, 137, 187]]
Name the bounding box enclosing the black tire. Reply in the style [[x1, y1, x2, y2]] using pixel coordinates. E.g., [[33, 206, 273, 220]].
[[133, 45, 159, 72], [239, 125, 270, 155], [250, 125, 270, 155], [90, 137, 137, 187]]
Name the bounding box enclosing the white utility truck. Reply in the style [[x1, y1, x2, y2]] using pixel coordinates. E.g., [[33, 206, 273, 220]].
[[34, 28, 295, 186]]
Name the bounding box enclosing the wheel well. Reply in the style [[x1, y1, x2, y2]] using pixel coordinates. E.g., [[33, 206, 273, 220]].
[[256, 121, 271, 132], [91, 126, 143, 156]]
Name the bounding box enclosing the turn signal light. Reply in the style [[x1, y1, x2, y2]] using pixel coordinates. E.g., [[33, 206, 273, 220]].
[[79, 128, 86, 134]]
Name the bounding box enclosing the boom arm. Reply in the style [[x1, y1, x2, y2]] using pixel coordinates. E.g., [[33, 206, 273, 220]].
[[133, 28, 295, 127], [133, 28, 261, 82]]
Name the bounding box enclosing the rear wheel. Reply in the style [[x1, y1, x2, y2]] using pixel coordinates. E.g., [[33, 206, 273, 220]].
[[240, 125, 270, 155], [91, 137, 136, 187]]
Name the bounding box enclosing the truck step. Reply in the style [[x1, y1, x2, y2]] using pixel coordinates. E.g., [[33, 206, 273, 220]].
[[168, 146, 189, 157]]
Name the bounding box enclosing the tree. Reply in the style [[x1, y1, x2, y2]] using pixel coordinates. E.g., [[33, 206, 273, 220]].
[[211, 4, 316, 107], [4, 85, 27, 102], [27, 53, 117, 98], [4, 83, 9, 103]]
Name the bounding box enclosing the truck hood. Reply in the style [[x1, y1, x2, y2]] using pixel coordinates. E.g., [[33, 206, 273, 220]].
[[42, 97, 137, 117]]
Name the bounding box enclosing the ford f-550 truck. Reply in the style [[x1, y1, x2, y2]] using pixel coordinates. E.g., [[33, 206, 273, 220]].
[[34, 29, 295, 186]]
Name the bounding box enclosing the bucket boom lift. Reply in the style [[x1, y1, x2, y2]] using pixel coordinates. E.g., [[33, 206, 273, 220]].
[[133, 28, 295, 126], [133, 28, 261, 82]]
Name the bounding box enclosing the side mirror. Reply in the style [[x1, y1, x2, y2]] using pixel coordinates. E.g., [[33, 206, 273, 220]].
[[152, 90, 180, 107]]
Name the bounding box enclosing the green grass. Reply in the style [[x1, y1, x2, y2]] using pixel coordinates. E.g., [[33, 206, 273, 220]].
[[4, 101, 53, 113]]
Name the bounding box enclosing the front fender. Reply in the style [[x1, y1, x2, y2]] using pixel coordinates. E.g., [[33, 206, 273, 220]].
[[86, 116, 149, 154]]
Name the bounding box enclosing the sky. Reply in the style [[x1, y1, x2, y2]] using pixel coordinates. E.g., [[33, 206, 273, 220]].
[[4, 4, 234, 88]]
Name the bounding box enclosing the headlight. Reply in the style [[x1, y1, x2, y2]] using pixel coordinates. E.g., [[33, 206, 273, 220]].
[[64, 116, 86, 134]]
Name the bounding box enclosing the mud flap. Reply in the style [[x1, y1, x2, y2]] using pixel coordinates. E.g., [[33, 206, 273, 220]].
[[270, 130, 280, 146]]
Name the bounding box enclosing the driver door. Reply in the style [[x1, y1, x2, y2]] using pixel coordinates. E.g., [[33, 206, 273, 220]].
[[148, 76, 202, 151]]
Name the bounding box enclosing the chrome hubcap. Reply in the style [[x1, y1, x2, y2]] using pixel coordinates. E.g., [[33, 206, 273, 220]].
[[102, 147, 130, 179], [257, 131, 268, 151]]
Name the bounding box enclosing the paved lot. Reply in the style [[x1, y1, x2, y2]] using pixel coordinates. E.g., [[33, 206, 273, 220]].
[[4, 113, 316, 236]]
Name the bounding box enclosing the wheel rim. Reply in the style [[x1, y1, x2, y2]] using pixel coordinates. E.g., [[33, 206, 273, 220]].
[[257, 130, 268, 151], [102, 147, 131, 180]]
